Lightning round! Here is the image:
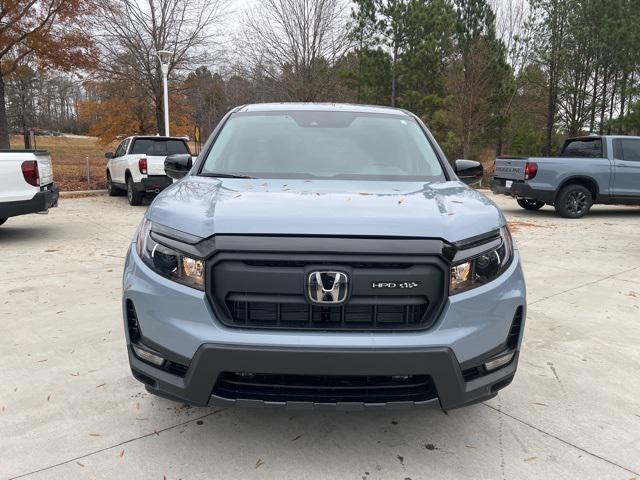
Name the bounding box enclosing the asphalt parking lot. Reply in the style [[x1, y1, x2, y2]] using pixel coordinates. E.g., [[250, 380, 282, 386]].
[[1, 193, 639, 480]]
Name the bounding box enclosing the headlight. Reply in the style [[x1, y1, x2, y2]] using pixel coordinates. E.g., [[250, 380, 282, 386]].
[[136, 217, 205, 290], [450, 226, 513, 294]]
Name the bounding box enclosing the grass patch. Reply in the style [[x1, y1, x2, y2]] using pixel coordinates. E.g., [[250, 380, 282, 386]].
[[10, 135, 112, 191], [10, 135, 199, 191]]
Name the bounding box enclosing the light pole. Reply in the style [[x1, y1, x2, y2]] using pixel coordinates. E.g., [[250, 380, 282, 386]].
[[156, 50, 172, 137]]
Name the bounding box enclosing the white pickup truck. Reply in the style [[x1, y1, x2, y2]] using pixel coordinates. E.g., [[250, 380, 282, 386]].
[[0, 150, 59, 227], [105, 136, 192, 206]]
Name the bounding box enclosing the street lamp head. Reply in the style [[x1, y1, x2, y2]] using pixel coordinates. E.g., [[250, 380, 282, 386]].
[[156, 50, 172, 65]]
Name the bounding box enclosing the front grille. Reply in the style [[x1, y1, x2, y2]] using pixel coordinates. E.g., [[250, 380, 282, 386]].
[[213, 372, 438, 403], [227, 297, 428, 329], [208, 254, 447, 331]]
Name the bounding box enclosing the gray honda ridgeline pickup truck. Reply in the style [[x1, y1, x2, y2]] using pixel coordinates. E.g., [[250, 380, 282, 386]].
[[492, 135, 640, 218], [123, 103, 526, 410]]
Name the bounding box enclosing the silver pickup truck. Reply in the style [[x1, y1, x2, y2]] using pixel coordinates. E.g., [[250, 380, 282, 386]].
[[491, 135, 640, 218]]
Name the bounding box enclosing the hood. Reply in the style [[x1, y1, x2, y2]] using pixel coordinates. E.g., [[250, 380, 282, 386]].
[[147, 177, 505, 243]]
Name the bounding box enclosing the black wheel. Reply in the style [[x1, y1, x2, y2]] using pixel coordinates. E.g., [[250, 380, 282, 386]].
[[0, 218, 7, 227], [517, 198, 545, 211], [555, 185, 593, 218], [126, 176, 144, 206], [107, 172, 122, 196]]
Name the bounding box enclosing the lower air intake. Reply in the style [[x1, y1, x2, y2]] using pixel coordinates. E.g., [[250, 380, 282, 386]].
[[213, 373, 437, 403]]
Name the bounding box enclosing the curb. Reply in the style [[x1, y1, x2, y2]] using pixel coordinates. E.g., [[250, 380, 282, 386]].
[[60, 190, 108, 198]]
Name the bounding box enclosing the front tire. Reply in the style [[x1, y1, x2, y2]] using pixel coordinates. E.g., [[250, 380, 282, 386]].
[[107, 172, 121, 197], [555, 185, 593, 218], [126, 176, 144, 206], [517, 198, 545, 211]]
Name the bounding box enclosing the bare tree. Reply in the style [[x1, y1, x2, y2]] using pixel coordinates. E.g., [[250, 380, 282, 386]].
[[242, 0, 351, 102], [446, 41, 497, 159], [491, 0, 536, 154], [95, 0, 229, 135]]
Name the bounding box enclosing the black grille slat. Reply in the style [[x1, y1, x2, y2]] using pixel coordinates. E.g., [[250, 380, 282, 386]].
[[227, 298, 428, 330], [214, 373, 437, 403]]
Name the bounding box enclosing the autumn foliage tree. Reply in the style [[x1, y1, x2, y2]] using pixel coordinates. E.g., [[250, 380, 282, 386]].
[[0, 0, 98, 148], [79, 78, 193, 145]]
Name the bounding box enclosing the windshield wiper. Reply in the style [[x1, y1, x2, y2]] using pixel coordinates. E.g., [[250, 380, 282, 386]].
[[200, 172, 255, 179]]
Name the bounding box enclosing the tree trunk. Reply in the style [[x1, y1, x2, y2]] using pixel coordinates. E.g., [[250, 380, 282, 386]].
[[589, 66, 598, 133], [496, 124, 504, 157], [599, 69, 608, 135], [607, 72, 618, 135], [620, 71, 628, 134], [391, 43, 398, 107], [0, 74, 10, 149], [545, 78, 555, 156]]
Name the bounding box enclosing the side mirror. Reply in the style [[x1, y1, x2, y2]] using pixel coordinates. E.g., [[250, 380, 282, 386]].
[[165, 153, 193, 180], [455, 159, 483, 186], [105, 152, 114, 159]]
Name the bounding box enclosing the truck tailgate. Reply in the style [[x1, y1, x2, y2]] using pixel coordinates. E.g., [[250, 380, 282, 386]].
[[146, 155, 168, 176], [494, 157, 527, 181], [35, 151, 54, 186]]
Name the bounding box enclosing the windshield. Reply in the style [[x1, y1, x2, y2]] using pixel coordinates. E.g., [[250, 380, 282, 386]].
[[131, 138, 191, 156], [200, 111, 446, 181]]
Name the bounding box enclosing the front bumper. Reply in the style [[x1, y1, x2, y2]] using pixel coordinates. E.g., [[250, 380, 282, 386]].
[[129, 343, 518, 410], [0, 183, 59, 219], [123, 244, 526, 410], [491, 178, 555, 204]]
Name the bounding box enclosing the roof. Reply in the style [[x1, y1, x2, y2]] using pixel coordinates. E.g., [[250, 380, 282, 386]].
[[602, 135, 640, 140], [568, 134, 640, 141], [235, 103, 411, 116], [127, 136, 189, 141]]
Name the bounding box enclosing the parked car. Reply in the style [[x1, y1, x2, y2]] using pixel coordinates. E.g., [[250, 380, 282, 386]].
[[105, 136, 193, 206], [0, 149, 59, 227], [122, 103, 526, 411], [491, 135, 640, 218]]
